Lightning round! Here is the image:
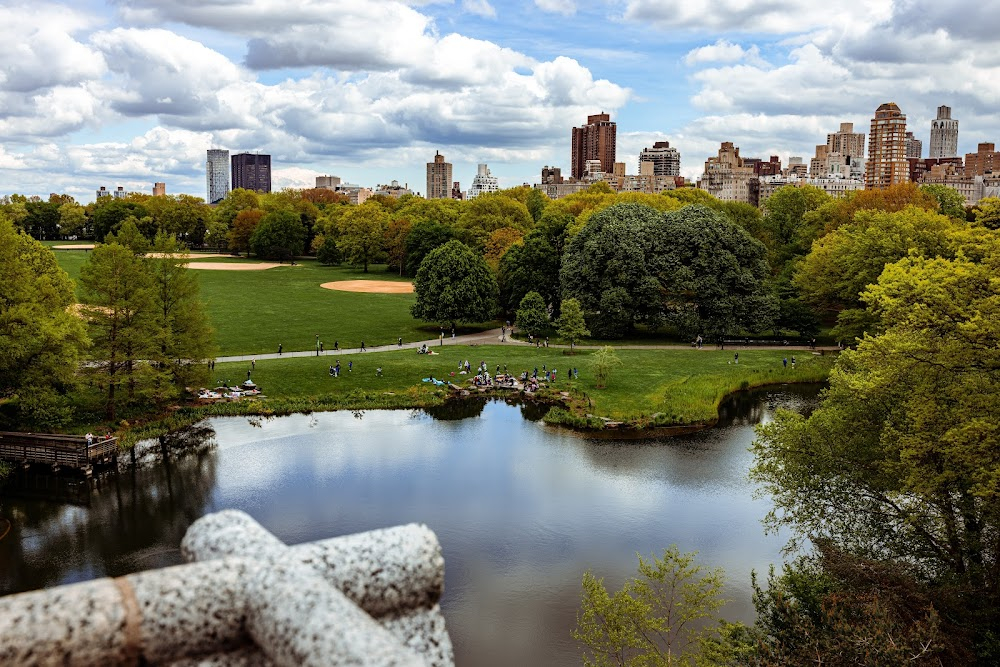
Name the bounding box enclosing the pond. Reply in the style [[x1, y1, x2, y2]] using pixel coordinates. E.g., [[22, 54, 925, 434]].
[[0, 384, 821, 666]]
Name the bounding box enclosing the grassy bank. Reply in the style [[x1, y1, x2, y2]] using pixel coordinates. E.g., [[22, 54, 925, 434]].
[[207, 344, 835, 430]]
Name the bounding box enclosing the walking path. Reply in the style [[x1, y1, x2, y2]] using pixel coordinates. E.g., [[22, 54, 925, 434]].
[[216, 329, 839, 363]]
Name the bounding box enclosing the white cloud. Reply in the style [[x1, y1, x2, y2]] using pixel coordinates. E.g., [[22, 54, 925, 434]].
[[462, 0, 496, 18], [534, 0, 576, 15], [621, 0, 892, 34], [684, 40, 765, 67]]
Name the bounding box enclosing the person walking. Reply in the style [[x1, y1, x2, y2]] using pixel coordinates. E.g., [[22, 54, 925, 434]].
[[251, 358, 256, 370], [278, 343, 282, 355], [349, 360, 353, 372], [398, 337, 402, 347], [783, 357, 787, 368], [360, 340, 366, 352], [734, 352, 739, 364], [320, 342, 324, 353], [334, 341, 339, 351]]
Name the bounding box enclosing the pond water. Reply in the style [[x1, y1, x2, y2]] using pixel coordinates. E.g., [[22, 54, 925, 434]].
[[0, 384, 821, 666]]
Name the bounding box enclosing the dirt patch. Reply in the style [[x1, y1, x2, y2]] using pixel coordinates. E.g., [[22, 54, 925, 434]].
[[321, 280, 415, 294], [52, 244, 95, 249], [68, 303, 112, 318], [146, 252, 232, 259], [186, 262, 284, 271]]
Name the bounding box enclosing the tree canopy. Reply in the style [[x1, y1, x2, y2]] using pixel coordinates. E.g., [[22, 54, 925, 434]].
[[411, 240, 498, 327], [250, 209, 306, 261]]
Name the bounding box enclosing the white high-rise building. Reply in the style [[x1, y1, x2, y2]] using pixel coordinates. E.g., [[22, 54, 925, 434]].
[[466, 164, 499, 199], [929, 105, 959, 158], [638, 141, 681, 176], [206, 149, 230, 204]]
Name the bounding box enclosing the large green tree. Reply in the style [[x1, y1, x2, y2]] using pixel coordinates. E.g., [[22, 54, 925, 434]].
[[404, 220, 454, 277], [250, 209, 306, 261], [411, 240, 497, 327], [497, 232, 561, 316], [753, 232, 1000, 660], [336, 201, 389, 272], [79, 242, 161, 420], [515, 291, 548, 337], [0, 217, 88, 427]]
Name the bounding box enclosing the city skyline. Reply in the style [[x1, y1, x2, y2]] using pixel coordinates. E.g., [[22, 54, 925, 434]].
[[2, 1, 1000, 202]]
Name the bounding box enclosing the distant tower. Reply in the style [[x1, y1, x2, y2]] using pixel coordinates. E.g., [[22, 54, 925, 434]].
[[866, 103, 909, 189], [571, 113, 617, 179], [466, 164, 499, 199], [206, 149, 230, 203], [426, 151, 453, 200], [231, 153, 271, 194], [929, 105, 959, 158], [153, 182, 166, 196], [905, 132, 922, 159], [638, 141, 681, 176]]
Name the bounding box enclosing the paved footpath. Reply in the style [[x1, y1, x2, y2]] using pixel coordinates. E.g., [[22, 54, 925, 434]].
[[216, 329, 839, 363]]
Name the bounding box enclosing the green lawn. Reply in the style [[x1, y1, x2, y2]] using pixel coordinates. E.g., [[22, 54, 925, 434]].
[[214, 345, 834, 426], [52, 250, 494, 356]]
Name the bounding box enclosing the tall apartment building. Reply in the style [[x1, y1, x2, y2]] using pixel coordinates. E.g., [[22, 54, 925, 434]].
[[638, 141, 681, 177], [315, 175, 342, 190], [231, 153, 271, 194], [541, 166, 563, 184], [467, 164, 499, 199], [451, 182, 464, 200], [965, 142, 1000, 176], [571, 113, 616, 179], [96, 186, 110, 199], [905, 132, 922, 159], [697, 142, 755, 203], [425, 151, 453, 199], [813, 122, 866, 179], [929, 106, 959, 158], [206, 149, 230, 204], [153, 182, 166, 196], [866, 103, 910, 189]]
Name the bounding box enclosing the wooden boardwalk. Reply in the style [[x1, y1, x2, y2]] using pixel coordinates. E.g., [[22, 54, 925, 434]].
[[0, 432, 118, 474]]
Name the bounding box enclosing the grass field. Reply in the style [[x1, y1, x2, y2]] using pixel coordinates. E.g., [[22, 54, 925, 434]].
[[213, 344, 834, 427], [52, 250, 493, 356]]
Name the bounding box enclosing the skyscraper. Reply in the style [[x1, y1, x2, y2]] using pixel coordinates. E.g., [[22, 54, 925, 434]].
[[866, 103, 909, 189], [571, 113, 616, 179], [231, 153, 271, 193], [929, 105, 959, 158], [206, 149, 230, 204], [905, 132, 922, 159], [638, 141, 681, 177], [426, 151, 453, 199], [466, 164, 499, 199]]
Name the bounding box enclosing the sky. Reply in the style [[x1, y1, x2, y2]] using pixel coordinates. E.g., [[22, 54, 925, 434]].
[[3, 0, 1000, 203]]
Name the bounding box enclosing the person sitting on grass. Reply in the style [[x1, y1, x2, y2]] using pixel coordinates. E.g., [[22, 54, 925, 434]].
[[376, 367, 383, 377]]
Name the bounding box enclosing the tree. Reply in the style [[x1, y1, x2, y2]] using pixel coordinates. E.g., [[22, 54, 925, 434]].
[[58, 202, 87, 238], [483, 227, 523, 270], [228, 209, 265, 257], [456, 193, 533, 249], [761, 184, 831, 271], [752, 235, 1000, 660], [336, 201, 389, 272], [557, 298, 590, 350], [974, 196, 1000, 230], [497, 232, 560, 316], [384, 217, 412, 275], [250, 209, 306, 261], [146, 234, 214, 400], [315, 234, 342, 265], [404, 220, 454, 277], [573, 546, 727, 666], [920, 183, 967, 219], [89, 198, 150, 242], [79, 242, 160, 421], [590, 346, 622, 389], [0, 217, 88, 427], [515, 291, 548, 337], [213, 188, 262, 227], [411, 240, 498, 328], [23, 200, 61, 240]]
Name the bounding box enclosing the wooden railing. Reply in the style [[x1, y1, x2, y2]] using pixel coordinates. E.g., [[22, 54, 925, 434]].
[[0, 432, 118, 469]]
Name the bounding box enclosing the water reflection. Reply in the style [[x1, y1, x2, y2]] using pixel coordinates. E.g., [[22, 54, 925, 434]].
[[0, 384, 822, 667]]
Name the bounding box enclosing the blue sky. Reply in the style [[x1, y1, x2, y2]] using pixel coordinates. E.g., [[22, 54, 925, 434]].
[[2, 0, 999, 202]]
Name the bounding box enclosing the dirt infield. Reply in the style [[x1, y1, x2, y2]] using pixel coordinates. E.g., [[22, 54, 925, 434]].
[[186, 262, 283, 271], [146, 252, 231, 259], [321, 280, 415, 294], [52, 244, 95, 249]]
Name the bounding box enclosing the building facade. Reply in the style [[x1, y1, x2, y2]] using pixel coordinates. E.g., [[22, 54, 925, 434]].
[[638, 141, 681, 177], [813, 122, 866, 179], [905, 132, 923, 159], [153, 182, 166, 196], [929, 105, 959, 158], [540, 166, 563, 184], [374, 180, 413, 199], [697, 142, 755, 203], [231, 153, 271, 194], [315, 175, 342, 190], [451, 182, 464, 200], [866, 103, 910, 189], [965, 142, 1000, 176], [206, 149, 230, 204], [425, 151, 453, 199], [467, 164, 499, 199], [571, 113, 617, 179]]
